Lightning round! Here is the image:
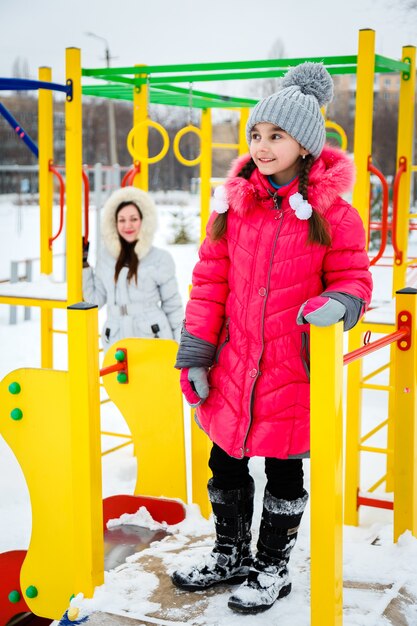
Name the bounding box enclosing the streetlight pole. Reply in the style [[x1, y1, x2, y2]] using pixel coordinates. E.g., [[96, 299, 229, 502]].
[[86, 32, 118, 166]]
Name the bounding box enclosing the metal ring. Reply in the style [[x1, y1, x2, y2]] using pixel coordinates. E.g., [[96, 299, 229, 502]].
[[173, 124, 202, 167], [126, 120, 170, 164]]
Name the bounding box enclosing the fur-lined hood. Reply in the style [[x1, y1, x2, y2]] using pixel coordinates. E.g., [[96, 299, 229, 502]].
[[224, 145, 355, 216], [101, 186, 158, 259]]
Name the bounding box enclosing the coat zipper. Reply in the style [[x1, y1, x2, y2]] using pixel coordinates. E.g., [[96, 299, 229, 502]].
[[241, 200, 285, 457]]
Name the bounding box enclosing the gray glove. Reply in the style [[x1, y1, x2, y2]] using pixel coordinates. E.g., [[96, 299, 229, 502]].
[[297, 296, 346, 327], [180, 366, 209, 407]]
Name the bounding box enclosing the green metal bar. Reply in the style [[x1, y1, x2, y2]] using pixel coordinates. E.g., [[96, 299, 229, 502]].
[[147, 66, 358, 84], [82, 55, 359, 78], [326, 131, 342, 146], [153, 83, 258, 105], [82, 84, 256, 108], [374, 54, 411, 73]]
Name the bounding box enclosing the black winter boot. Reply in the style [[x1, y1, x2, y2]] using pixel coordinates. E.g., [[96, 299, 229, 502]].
[[171, 477, 254, 591], [228, 488, 308, 614]]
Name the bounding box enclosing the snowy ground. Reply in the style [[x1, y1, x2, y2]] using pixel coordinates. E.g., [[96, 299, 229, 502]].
[[1, 193, 417, 625]]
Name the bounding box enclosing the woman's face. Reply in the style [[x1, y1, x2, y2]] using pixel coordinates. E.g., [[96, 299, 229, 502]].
[[116, 204, 142, 243]]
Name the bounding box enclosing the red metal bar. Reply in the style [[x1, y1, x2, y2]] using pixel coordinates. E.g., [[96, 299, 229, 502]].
[[48, 161, 65, 248], [357, 495, 393, 510], [121, 162, 141, 187], [343, 327, 410, 366], [99, 361, 125, 377], [82, 168, 90, 245], [368, 159, 389, 266], [391, 157, 407, 265]]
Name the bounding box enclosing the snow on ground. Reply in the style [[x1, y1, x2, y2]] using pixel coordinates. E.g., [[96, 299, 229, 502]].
[[1, 193, 417, 625]]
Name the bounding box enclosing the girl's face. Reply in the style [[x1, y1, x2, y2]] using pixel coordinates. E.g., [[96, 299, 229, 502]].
[[116, 204, 142, 242], [249, 122, 309, 186]]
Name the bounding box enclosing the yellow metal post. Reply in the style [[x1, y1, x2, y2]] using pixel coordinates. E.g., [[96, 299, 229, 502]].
[[191, 411, 212, 518], [200, 108, 212, 242], [67, 303, 104, 594], [133, 67, 149, 190], [393, 288, 417, 541], [387, 47, 416, 493], [352, 28, 375, 235], [392, 46, 416, 295], [344, 28, 375, 527], [65, 48, 83, 305], [38, 66, 54, 368], [311, 323, 344, 626], [238, 108, 249, 156]]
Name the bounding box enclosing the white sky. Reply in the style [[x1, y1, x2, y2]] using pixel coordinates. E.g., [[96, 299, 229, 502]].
[[0, 0, 415, 88]]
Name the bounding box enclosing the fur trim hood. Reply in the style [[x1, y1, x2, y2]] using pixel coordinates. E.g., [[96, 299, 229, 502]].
[[101, 186, 158, 259], [224, 145, 355, 216]]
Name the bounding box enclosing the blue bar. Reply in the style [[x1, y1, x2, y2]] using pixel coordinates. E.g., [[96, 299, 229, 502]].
[[0, 77, 70, 96], [0, 102, 39, 158]]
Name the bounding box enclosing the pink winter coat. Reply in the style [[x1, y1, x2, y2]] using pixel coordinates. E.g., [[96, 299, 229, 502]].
[[185, 146, 373, 459]]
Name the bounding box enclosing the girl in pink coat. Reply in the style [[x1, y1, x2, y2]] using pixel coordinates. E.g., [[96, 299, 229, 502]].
[[171, 63, 373, 614]]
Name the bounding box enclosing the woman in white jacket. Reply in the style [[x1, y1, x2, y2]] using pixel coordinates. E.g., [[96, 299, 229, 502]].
[[83, 186, 183, 351]]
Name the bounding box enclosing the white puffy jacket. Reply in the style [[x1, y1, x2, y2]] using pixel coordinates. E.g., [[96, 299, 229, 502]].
[[82, 186, 183, 351]]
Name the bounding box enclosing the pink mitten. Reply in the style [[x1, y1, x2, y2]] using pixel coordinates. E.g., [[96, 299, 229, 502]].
[[180, 367, 209, 407], [297, 296, 346, 327]]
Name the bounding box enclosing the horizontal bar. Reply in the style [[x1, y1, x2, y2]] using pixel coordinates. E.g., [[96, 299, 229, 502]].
[[359, 445, 390, 454], [52, 329, 68, 335], [374, 54, 411, 73], [0, 77, 70, 94], [136, 66, 359, 85], [344, 328, 409, 365], [361, 383, 392, 391], [82, 84, 255, 108], [100, 398, 111, 405], [357, 495, 393, 510], [82, 55, 359, 78], [0, 295, 67, 308], [212, 142, 239, 149], [155, 83, 258, 104], [99, 362, 125, 377]]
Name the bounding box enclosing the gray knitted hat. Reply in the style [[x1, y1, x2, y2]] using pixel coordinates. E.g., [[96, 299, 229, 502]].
[[246, 62, 334, 158]]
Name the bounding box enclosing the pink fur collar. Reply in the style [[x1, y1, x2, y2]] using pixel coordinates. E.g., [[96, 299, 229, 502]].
[[224, 146, 355, 216]]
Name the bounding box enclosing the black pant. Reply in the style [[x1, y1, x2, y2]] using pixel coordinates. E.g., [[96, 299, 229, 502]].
[[209, 443, 304, 501]]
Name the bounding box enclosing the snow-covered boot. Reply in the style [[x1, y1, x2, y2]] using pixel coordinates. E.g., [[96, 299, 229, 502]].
[[171, 477, 254, 591], [228, 488, 308, 614]]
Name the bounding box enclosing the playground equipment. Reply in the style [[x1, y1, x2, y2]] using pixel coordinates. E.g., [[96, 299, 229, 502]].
[[310, 287, 417, 625], [0, 26, 416, 625], [0, 303, 186, 623]]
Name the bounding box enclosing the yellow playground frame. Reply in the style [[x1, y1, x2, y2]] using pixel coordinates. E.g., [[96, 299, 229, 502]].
[[0, 27, 416, 625]]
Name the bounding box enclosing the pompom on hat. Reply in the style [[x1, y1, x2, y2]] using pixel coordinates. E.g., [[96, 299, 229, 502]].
[[246, 62, 334, 158]]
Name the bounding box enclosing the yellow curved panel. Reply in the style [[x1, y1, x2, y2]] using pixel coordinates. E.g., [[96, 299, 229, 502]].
[[102, 338, 187, 503], [0, 368, 75, 619]]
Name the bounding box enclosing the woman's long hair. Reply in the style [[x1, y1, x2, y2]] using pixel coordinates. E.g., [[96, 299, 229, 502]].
[[211, 155, 331, 246], [114, 201, 142, 284]]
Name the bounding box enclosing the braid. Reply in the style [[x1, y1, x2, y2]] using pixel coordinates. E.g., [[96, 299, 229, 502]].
[[237, 158, 257, 180], [299, 154, 331, 246], [211, 158, 257, 241], [298, 154, 314, 200]]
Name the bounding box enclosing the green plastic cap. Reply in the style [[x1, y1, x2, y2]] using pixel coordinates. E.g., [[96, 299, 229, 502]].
[[115, 349, 125, 362], [8, 590, 21, 603], [117, 371, 128, 384], [8, 382, 21, 395], [10, 408, 23, 421], [25, 585, 38, 599]]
